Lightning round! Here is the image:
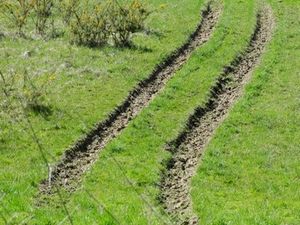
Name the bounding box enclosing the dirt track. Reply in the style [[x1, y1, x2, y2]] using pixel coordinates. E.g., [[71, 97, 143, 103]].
[[160, 5, 274, 225], [39, 4, 221, 195]]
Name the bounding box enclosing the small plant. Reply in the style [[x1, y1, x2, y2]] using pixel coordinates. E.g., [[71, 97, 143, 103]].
[[22, 71, 46, 109], [69, 4, 109, 47], [0, 70, 22, 121], [0, 70, 52, 117], [1, 0, 34, 36]]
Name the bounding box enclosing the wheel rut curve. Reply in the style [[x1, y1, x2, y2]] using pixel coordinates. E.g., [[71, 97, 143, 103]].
[[160, 5, 274, 225], [39, 4, 221, 195]]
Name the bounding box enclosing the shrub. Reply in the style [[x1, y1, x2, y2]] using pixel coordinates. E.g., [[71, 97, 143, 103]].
[[105, 0, 150, 46], [69, 4, 109, 47], [31, 0, 55, 36], [1, 0, 34, 35], [128, 0, 150, 30], [69, 0, 150, 47], [59, 0, 79, 25], [1, 0, 150, 46], [1, 0, 55, 36]]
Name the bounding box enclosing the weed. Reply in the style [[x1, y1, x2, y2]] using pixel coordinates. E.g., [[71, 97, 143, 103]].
[[0, 70, 52, 119]]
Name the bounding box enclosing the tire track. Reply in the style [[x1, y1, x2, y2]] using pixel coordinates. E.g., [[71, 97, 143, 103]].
[[160, 6, 274, 225], [39, 4, 221, 194]]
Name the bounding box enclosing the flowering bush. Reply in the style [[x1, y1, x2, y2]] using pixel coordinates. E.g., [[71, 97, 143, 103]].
[[69, 0, 150, 47], [105, 0, 150, 46], [69, 5, 109, 47], [1, 0, 150, 46]]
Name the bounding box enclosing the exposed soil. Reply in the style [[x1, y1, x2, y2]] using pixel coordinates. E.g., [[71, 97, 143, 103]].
[[160, 6, 274, 225], [39, 4, 221, 195]]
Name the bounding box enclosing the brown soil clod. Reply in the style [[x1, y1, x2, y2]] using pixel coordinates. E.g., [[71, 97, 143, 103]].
[[39, 4, 221, 196], [160, 5, 274, 225]]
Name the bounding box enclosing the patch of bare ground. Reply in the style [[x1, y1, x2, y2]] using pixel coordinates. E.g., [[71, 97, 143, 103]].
[[39, 4, 221, 196], [160, 5, 274, 225]]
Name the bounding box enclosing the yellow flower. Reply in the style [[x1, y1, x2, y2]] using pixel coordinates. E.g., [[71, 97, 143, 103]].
[[159, 4, 167, 9], [49, 75, 56, 81]]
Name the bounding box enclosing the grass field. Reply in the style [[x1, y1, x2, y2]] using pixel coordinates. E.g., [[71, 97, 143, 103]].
[[0, 0, 299, 224], [0, 0, 203, 223], [192, 1, 300, 224], [34, 0, 258, 224]]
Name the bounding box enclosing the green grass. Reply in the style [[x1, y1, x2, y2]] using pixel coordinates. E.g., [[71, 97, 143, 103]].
[[1, 0, 298, 224], [0, 0, 205, 223], [32, 0, 260, 224], [191, 0, 300, 224]]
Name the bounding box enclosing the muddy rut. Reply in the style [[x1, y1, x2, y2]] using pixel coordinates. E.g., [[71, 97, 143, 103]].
[[160, 6, 274, 225], [39, 4, 221, 194]]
